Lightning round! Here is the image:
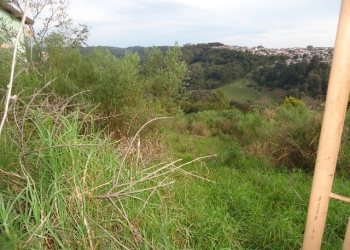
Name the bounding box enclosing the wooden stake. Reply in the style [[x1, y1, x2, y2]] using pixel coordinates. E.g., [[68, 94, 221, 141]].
[[302, 0, 350, 249], [344, 217, 350, 250]]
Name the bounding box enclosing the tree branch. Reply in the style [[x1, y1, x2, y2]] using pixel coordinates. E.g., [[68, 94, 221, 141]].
[[0, 0, 30, 135]]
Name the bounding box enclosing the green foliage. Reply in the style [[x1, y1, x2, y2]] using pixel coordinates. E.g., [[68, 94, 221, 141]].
[[1, 85, 347, 248], [144, 46, 187, 104], [1, 38, 349, 249], [84, 49, 143, 110], [179, 43, 330, 101], [180, 43, 328, 111], [33, 45, 187, 133], [0, 17, 15, 46], [0, 49, 11, 88], [338, 109, 350, 176], [80, 43, 331, 111]]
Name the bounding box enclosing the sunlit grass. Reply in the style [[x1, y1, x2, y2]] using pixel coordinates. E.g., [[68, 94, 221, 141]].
[[219, 79, 283, 106]]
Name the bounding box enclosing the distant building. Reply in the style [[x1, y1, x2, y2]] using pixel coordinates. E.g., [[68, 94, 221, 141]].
[[0, 1, 34, 51]]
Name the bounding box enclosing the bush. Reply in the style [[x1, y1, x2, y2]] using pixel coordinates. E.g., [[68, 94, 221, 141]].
[[282, 96, 305, 108], [272, 105, 321, 168]]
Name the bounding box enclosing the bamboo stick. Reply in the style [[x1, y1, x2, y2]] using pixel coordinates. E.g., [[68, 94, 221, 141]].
[[302, 0, 350, 249], [343, 217, 350, 250], [330, 193, 350, 204]]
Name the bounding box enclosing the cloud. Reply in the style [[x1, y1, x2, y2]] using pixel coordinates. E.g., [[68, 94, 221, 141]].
[[69, 0, 341, 47]]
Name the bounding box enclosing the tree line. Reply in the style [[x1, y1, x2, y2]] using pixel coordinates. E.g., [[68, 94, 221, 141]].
[[182, 43, 331, 98]]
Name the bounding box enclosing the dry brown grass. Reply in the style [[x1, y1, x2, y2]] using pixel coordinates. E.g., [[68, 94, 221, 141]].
[[190, 121, 210, 137]]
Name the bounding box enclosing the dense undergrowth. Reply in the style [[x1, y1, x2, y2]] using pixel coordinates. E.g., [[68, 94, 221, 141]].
[[0, 97, 157, 248], [0, 94, 216, 248], [1, 45, 350, 249]]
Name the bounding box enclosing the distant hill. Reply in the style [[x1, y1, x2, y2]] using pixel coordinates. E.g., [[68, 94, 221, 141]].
[[182, 43, 330, 100], [81, 43, 330, 102]]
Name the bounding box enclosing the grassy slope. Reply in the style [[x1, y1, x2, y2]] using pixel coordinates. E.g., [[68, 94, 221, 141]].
[[157, 127, 350, 249], [219, 79, 285, 106], [1, 105, 350, 249]]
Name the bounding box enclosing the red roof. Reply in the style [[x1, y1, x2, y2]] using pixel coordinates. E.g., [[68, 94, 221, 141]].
[[0, 1, 34, 25]]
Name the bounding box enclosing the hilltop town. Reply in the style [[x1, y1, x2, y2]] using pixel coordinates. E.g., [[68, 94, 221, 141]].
[[211, 43, 333, 65]]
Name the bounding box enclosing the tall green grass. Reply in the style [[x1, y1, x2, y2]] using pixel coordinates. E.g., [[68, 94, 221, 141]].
[[0, 95, 199, 249], [162, 125, 350, 249]]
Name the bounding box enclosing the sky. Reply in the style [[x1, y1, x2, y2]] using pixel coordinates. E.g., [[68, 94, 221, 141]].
[[69, 0, 341, 48]]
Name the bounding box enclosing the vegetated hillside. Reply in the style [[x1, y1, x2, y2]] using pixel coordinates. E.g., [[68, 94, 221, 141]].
[[182, 43, 282, 90], [182, 43, 331, 109], [182, 43, 330, 94], [1, 43, 349, 249], [82, 43, 331, 108]]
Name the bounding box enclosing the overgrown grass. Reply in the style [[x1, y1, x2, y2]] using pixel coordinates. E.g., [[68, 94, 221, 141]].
[[182, 104, 327, 170], [1, 93, 350, 248], [161, 125, 350, 249], [0, 95, 206, 249]]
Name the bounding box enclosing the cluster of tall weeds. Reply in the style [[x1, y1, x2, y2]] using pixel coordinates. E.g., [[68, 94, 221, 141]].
[[0, 89, 211, 248], [184, 103, 350, 170]]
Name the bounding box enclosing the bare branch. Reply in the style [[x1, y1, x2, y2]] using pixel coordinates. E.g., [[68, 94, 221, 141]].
[[0, 0, 30, 135], [8, 0, 89, 47]]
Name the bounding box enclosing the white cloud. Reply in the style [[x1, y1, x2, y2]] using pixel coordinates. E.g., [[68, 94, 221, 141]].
[[68, 0, 341, 47]]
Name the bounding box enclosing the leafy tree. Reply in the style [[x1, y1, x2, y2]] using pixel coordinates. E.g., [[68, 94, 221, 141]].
[[305, 70, 323, 97], [187, 62, 205, 89], [144, 46, 187, 101]]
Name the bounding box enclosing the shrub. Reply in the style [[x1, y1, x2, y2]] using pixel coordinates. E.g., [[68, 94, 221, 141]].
[[39, 46, 188, 134], [265, 104, 320, 169], [282, 96, 305, 108]]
